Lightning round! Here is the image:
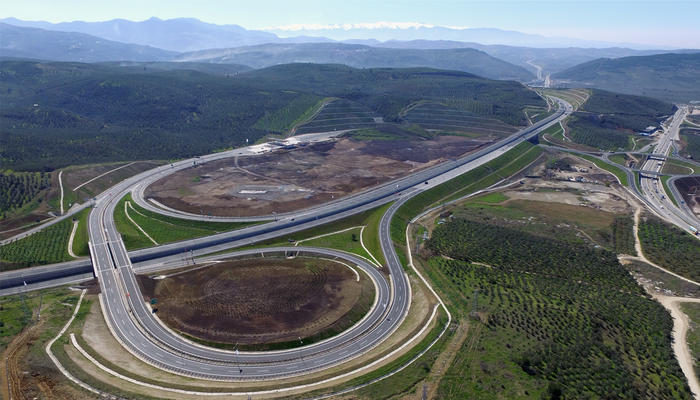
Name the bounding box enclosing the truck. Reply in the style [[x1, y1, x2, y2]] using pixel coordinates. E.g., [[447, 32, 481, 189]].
[[690, 226, 698, 235]]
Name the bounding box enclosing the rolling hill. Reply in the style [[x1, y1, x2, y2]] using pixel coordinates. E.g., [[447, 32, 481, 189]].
[[0, 61, 545, 171], [0, 23, 175, 62], [372, 40, 684, 76], [553, 53, 700, 103], [565, 89, 676, 151], [176, 42, 535, 81]]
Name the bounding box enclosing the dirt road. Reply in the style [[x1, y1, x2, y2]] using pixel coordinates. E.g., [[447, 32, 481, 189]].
[[653, 295, 700, 399]]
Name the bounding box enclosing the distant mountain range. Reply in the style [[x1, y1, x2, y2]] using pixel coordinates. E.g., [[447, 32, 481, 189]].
[[2, 17, 695, 77], [175, 43, 535, 81], [0, 22, 175, 62], [0, 17, 279, 52], [4, 17, 663, 51], [267, 24, 649, 49], [1, 16, 699, 100], [553, 53, 700, 103]]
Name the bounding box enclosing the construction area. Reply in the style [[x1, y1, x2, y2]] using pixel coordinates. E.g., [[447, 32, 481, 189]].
[[145, 135, 487, 217]]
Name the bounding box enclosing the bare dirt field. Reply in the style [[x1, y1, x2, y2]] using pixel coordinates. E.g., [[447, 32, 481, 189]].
[[137, 257, 374, 347], [145, 136, 483, 217], [675, 176, 700, 217]]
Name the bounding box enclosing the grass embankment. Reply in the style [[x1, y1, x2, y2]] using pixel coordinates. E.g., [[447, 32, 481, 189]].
[[391, 141, 543, 247], [113, 194, 255, 250], [231, 202, 391, 265], [288, 309, 450, 400], [638, 216, 700, 282], [538, 122, 565, 144], [0, 207, 91, 271], [573, 153, 629, 186], [421, 213, 691, 398], [662, 158, 699, 175], [660, 176, 680, 207], [71, 207, 91, 257]]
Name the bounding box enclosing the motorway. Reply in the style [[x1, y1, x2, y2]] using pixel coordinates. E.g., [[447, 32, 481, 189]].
[[635, 106, 700, 232], [2, 99, 571, 380]]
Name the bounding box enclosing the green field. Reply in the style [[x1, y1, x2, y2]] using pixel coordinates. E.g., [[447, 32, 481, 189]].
[[0, 207, 91, 271], [113, 194, 255, 250], [638, 216, 700, 282]]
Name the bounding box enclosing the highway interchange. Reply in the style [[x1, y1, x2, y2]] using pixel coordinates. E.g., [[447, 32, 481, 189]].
[[601, 105, 700, 234], [2, 91, 698, 388], [39, 97, 569, 381]]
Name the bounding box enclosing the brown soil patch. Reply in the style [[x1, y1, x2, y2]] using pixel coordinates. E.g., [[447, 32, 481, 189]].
[[0, 314, 89, 400], [675, 176, 700, 218], [137, 257, 373, 346], [145, 136, 482, 217]]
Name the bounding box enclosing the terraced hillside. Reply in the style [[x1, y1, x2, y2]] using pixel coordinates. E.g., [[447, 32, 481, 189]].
[[295, 99, 378, 134], [401, 102, 518, 137]]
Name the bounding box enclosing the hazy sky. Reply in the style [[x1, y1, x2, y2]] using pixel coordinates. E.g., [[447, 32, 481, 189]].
[[3, 0, 699, 48]]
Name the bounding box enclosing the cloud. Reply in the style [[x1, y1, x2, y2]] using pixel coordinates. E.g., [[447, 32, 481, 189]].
[[265, 21, 469, 31]]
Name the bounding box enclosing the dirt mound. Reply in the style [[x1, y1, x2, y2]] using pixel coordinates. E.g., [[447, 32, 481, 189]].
[[137, 257, 373, 346]]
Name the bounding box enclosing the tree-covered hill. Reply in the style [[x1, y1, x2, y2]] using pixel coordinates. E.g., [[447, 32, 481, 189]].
[[1, 61, 545, 171], [176, 42, 536, 82], [238, 64, 544, 125], [553, 53, 700, 103], [565, 89, 676, 151]]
